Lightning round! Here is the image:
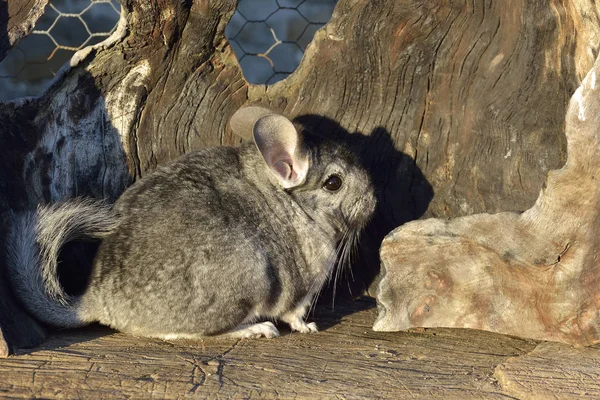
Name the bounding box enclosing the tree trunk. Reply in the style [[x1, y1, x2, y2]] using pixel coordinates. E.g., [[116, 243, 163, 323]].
[[1, 0, 599, 353]]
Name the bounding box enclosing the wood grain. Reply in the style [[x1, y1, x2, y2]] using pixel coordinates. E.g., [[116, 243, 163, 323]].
[[0, 298, 544, 398], [495, 342, 600, 399]]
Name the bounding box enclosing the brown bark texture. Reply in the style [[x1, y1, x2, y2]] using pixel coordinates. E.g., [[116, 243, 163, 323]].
[[0, 0, 599, 352]]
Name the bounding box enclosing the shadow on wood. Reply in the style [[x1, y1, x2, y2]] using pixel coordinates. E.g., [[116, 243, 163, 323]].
[[295, 114, 433, 298]]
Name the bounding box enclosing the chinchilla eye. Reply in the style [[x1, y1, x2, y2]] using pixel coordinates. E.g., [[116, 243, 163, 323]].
[[322, 175, 342, 191]]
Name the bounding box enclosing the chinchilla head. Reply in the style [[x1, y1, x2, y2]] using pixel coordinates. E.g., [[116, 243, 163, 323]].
[[230, 107, 376, 245]]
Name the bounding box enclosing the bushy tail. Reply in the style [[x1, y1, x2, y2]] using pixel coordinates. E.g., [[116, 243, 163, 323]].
[[6, 199, 118, 328]]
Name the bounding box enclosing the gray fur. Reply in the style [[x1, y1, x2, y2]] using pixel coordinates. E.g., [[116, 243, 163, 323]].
[[6, 108, 376, 339], [6, 199, 117, 327]]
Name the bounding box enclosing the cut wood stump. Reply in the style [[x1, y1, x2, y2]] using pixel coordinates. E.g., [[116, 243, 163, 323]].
[[375, 55, 600, 346]]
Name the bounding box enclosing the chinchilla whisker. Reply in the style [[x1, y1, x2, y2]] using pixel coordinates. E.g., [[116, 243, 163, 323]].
[[331, 229, 354, 311], [306, 233, 346, 316], [305, 239, 341, 317]]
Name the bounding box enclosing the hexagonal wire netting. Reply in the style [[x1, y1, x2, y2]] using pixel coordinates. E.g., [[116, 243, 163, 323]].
[[0, 0, 122, 100], [225, 0, 337, 85], [0, 0, 337, 101]]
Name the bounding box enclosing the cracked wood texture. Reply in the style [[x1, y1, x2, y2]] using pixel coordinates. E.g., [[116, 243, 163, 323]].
[[0, 0, 597, 365], [1, 299, 598, 398]]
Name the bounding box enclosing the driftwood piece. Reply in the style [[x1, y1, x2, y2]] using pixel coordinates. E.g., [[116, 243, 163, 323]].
[[0, 0, 599, 353], [0, 0, 48, 61], [375, 56, 600, 346]]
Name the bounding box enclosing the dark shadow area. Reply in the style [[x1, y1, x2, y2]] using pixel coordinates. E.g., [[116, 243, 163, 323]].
[[0, 222, 48, 355], [0, 0, 9, 62], [276, 296, 376, 333], [12, 324, 115, 356], [311, 296, 376, 332], [294, 115, 434, 306], [57, 239, 101, 296]]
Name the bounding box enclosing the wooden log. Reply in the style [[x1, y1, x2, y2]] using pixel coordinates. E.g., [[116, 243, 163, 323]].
[[375, 55, 600, 346], [1, 0, 599, 353], [0, 298, 545, 398], [2, 298, 599, 397]]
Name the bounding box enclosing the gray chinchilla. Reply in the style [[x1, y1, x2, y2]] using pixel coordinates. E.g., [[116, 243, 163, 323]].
[[6, 107, 376, 339]]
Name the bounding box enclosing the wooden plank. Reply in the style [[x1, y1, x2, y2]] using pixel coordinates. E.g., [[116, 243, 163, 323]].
[[495, 342, 600, 399], [0, 298, 543, 398]]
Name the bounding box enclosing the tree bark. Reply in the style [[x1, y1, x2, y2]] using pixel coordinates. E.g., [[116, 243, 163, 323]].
[[0, 0, 599, 353]]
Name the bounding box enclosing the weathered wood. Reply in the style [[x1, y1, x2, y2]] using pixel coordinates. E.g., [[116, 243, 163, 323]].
[[0, 0, 48, 61], [1, 297, 597, 398], [375, 55, 600, 346], [0, 298, 544, 398], [495, 342, 600, 399]]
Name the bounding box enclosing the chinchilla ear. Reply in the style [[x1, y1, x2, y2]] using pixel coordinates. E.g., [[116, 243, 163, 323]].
[[229, 106, 276, 139], [253, 114, 309, 188]]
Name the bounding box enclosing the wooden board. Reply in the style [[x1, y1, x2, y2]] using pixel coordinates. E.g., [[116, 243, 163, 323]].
[[496, 342, 600, 399], [3, 297, 596, 399]]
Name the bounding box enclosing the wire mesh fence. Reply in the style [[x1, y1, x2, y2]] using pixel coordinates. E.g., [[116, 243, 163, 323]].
[[226, 0, 337, 85], [0, 0, 121, 100], [0, 0, 337, 101]]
